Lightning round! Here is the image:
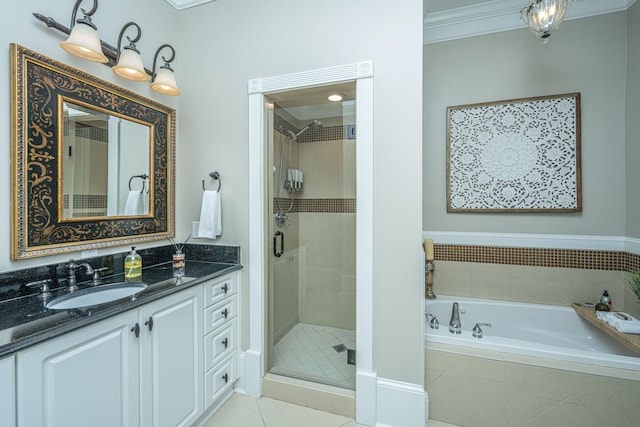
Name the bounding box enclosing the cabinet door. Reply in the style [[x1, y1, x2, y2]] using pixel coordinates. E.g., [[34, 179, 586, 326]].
[[139, 286, 202, 427], [17, 310, 139, 427], [0, 355, 15, 427]]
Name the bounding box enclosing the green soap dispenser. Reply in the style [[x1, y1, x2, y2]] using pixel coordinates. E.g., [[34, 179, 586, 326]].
[[124, 246, 142, 282]]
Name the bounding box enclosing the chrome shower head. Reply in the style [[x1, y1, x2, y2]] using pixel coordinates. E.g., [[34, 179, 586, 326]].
[[307, 119, 323, 130], [293, 119, 323, 139]]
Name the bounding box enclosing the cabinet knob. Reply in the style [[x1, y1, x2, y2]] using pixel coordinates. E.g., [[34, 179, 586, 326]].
[[221, 308, 229, 319], [221, 283, 228, 294], [131, 323, 140, 338], [222, 337, 229, 348], [145, 316, 154, 331], [222, 373, 229, 383]]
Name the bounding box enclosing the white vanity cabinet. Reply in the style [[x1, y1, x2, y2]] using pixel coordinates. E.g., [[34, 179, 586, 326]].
[[203, 274, 239, 409], [0, 355, 15, 427], [16, 310, 140, 426], [139, 286, 203, 427], [16, 285, 202, 427]]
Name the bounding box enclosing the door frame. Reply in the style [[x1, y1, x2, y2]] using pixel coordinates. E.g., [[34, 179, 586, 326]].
[[245, 61, 376, 424]]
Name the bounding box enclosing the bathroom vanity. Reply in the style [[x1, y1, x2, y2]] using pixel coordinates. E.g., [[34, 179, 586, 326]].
[[0, 245, 241, 427]]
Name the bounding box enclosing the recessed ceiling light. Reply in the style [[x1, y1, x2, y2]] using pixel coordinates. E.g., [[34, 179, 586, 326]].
[[328, 93, 346, 102]]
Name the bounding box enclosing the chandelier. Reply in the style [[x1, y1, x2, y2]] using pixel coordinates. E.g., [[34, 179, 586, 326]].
[[521, 0, 569, 43]]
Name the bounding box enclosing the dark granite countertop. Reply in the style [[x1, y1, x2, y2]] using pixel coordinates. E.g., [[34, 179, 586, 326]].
[[0, 245, 242, 358]]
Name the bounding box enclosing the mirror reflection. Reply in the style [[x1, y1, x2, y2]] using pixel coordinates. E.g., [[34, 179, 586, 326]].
[[11, 43, 175, 260], [62, 101, 151, 218]]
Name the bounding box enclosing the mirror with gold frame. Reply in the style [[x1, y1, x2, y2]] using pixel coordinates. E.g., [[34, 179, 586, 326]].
[[10, 44, 175, 259]]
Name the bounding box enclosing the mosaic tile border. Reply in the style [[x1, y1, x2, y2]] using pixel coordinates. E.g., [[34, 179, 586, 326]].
[[434, 244, 640, 272], [273, 198, 356, 214], [274, 114, 352, 143]]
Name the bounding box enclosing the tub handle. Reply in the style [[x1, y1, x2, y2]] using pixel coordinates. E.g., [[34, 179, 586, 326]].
[[472, 322, 492, 339], [426, 313, 439, 330]]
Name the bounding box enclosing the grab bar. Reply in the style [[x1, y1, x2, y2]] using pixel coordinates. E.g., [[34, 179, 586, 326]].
[[273, 231, 284, 257]]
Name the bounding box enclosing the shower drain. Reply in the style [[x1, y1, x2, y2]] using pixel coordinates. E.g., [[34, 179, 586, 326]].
[[333, 344, 347, 353]]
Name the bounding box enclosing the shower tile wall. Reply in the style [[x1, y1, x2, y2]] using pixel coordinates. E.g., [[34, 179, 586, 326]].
[[272, 118, 356, 339], [298, 138, 356, 330]]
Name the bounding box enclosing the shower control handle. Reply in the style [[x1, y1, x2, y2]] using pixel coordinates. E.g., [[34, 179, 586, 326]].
[[274, 231, 284, 257]]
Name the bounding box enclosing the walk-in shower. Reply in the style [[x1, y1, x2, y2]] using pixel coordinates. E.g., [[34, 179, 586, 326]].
[[265, 82, 357, 389]]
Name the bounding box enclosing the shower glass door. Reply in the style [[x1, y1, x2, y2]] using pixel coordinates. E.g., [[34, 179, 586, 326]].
[[265, 82, 357, 389]]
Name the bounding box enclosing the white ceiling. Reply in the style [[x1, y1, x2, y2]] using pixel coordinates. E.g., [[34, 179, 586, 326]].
[[424, 0, 637, 44], [268, 82, 357, 124], [164, 0, 217, 11]]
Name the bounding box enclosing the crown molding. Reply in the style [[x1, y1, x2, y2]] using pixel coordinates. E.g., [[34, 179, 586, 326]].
[[165, 0, 217, 11], [424, 0, 637, 44]]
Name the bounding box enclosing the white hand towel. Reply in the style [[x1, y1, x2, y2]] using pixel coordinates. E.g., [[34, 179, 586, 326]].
[[596, 311, 640, 334], [142, 191, 149, 215], [198, 190, 222, 239], [124, 190, 143, 215]]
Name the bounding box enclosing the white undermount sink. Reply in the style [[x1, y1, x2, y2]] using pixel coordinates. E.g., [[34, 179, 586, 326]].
[[46, 282, 147, 310]]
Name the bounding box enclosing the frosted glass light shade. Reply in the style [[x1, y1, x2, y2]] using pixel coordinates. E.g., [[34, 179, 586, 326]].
[[521, 0, 568, 43], [150, 67, 181, 96], [112, 48, 149, 82], [60, 22, 108, 63]]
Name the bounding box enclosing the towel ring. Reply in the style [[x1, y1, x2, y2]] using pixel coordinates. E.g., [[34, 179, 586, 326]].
[[202, 171, 221, 191], [129, 174, 149, 193]]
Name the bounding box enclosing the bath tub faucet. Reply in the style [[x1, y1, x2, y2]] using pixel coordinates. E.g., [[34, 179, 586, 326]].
[[449, 302, 461, 334]]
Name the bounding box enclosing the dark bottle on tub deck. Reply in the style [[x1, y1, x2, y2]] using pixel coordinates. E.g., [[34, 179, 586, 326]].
[[600, 290, 612, 308]]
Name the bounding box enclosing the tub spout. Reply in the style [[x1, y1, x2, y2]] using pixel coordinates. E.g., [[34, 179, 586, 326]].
[[449, 302, 461, 334]]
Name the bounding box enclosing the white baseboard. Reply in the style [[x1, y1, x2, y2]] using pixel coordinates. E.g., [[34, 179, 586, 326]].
[[376, 377, 426, 427], [423, 231, 640, 255], [241, 349, 262, 398], [356, 370, 377, 426]]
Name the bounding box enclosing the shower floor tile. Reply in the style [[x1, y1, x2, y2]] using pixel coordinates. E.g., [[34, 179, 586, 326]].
[[272, 323, 356, 388]]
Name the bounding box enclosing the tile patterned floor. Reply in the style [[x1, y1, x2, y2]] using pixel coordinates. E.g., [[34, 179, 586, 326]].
[[207, 393, 460, 426], [271, 323, 356, 388], [205, 393, 364, 427]]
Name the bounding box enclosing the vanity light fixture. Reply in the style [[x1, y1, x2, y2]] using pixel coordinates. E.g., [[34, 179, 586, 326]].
[[328, 93, 346, 102], [33, 0, 181, 95], [59, 0, 108, 63], [521, 0, 569, 44], [112, 22, 149, 82], [150, 44, 181, 96]]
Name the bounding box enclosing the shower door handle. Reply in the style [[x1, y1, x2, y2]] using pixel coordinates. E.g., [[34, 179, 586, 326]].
[[274, 231, 284, 257]]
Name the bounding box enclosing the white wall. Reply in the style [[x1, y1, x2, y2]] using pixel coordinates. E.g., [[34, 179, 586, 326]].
[[1, 0, 425, 401], [177, 0, 424, 385], [0, 0, 180, 270], [423, 12, 628, 236], [627, 1, 640, 239]]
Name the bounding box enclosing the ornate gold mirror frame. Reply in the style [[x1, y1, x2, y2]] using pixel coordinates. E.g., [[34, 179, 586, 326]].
[[10, 44, 175, 259]]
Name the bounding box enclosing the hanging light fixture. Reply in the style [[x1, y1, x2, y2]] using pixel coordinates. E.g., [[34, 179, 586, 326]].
[[150, 44, 181, 96], [112, 22, 149, 82], [521, 0, 568, 43], [33, 2, 181, 95], [59, 0, 108, 63]]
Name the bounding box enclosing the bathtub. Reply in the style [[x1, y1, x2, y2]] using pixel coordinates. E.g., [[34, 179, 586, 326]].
[[425, 295, 640, 371], [425, 296, 640, 426]]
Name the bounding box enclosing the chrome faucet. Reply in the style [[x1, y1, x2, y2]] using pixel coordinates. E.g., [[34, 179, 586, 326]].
[[426, 313, 439, 330], [66, 260, 95, 292], [449, 302, 461, 334], [472, 323, 492, 339]]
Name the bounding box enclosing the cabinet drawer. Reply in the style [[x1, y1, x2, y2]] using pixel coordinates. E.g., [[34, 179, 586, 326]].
[[203, 275, 236, 307], [204, 319, 237, 371], [204, 295, 237, 335], [204, 351, 237, 409]]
